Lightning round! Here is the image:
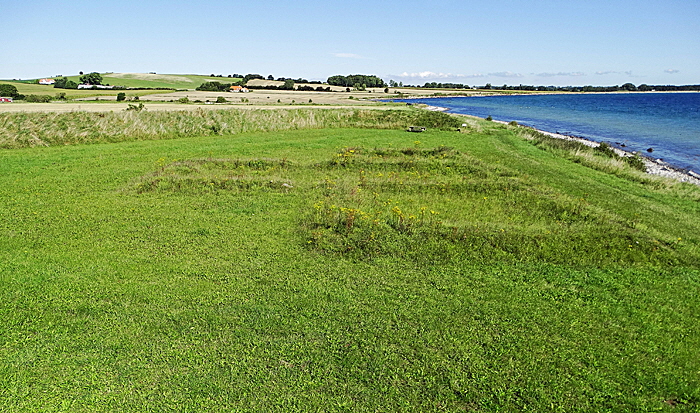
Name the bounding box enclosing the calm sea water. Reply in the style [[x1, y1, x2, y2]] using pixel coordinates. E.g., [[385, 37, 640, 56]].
[[399, 93, 700, 173]]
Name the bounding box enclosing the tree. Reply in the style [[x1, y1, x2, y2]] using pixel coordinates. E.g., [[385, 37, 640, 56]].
[[80, 72, 103, 85], [116, 92, 126, 101], [65, 80, 78, 89], [282, 79, 295, 90], [621, 83, 637, 91], [0, 83, 19, 98], [267, 75, 274, 80]]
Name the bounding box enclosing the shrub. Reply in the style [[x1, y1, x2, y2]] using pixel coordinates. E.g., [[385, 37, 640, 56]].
[[0, 84, 19, 98], [126, 103, 145, 112], [486, 115, 493, 121], [24, 94, 53, 103], [216, 96, 226, 103], [594, 142, 618, 159], [178, 97, 190, 104], [624, 154, 647, 171], [116, 92, 126, 102]]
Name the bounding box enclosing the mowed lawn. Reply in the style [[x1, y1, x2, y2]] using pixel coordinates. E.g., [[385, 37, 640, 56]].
[[1, 125, 699, 411]]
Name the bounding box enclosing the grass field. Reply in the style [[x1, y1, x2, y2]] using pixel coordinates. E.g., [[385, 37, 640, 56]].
[[1, 112, 699, 411], [0, 74, 244, 100], [0, 82, 169, 100]]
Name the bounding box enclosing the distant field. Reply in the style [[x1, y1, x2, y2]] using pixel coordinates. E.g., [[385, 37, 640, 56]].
[[0, 82, 170, 100], [1, 73, 243, 92]]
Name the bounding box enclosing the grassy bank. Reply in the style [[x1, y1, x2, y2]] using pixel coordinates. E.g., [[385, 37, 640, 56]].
[[0, 108, 457, 148], [1, 115, 699, 411]]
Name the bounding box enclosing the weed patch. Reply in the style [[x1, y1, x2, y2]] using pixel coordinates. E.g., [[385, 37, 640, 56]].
[[132, 157, 295, 194], [302, 146, 692, 267]]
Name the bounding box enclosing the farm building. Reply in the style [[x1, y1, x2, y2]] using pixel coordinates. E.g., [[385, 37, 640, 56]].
[[229, 85, 249, 93], [39, 78, 56, 85], [0, 97, 13, 103]]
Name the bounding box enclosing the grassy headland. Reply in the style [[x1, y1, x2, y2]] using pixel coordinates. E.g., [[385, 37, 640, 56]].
[[1, 109, 698, 411]]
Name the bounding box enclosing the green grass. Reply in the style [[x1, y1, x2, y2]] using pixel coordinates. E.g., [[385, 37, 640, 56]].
[[0, 82, 169, 100], [1, 116, 699, 411], [3, 73, 241, 90], [1, 74, 242, 100]]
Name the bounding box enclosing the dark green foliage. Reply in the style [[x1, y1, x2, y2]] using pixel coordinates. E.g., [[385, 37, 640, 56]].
[[423, 82, 470, 89], [116, 92, 126, 102], [593, 141, 617, 158], [125, 103, 145, 111], [215, 96, 226, 103], [282, 79, 295, 90], [79, 72, 103, 85], [242, 73, 264, 84], [24, 94, 53, 103], [53, 77, 67, 88], [0, 83, 19, 98], [327, 74, 386, 88], [624, 154, 648, 171], [196, 81, 233, 91]]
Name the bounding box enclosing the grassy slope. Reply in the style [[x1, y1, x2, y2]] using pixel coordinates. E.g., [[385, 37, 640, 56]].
[[0, 122, 699, 411], [0, 74, 241, 99]]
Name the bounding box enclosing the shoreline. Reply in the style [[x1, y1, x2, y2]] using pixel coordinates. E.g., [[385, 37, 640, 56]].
[[491, 120, 700, 186], [395, 98, 700, 186]]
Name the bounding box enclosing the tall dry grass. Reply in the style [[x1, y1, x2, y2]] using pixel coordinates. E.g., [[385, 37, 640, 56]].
[[0, 108, 460, 149]]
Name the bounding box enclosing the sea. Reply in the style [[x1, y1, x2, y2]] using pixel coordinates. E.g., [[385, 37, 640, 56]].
[[394, 93, 700, 174]]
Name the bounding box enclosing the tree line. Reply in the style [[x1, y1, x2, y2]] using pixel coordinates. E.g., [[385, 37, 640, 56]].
[[410, 82, 700, 92], [327, 75, 386, 89]]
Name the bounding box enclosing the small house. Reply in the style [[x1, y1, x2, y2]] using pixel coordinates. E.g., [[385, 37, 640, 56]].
[[0, 97, 13, 103], [229, 85, 249, 93], [39, 78, 56, 85]]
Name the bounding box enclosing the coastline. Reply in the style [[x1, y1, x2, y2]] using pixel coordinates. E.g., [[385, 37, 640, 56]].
[[397, 98, 700, 186], [492, 120, 700, 185]]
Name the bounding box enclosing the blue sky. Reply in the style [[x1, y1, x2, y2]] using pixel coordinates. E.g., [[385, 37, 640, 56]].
[[2, 0, 698, 86]]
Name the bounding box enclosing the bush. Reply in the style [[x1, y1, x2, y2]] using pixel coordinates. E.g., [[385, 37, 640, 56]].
[[24, 94, 53, 103], [486, 116, 493, 121], [0, 83, 19, 98], [594, 142, 618, 158], [126, 103, 145, 112], [216, 96, 226, 103], [178, 97, 190, 104], [624, 154, 647, 171], [116, 92, 126, 102]]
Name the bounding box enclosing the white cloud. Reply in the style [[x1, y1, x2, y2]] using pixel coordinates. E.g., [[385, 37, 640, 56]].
[[489, 71, 524, 78], [333, 53, 364, 59], [536, 72, 585, 77], [665, 69, 680, 74], [392, 71, 484, 80], [595, 70, 633, 76]]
